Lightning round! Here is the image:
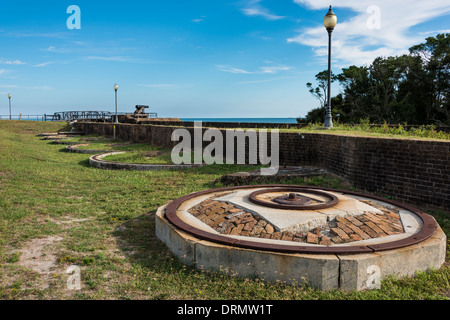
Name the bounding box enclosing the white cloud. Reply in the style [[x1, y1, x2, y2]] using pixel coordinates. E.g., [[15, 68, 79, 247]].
[[0, 69, 6, 75], [216, 65, 254, 74], [139, 84, 178, 88], [248, 31, 272, 41], [0, 60, 26, 65], [34, 62, 56, 67], [419, 29, 450, 35], [10, 32, 69, 38], [191, 16, 206, 23], [242, 0, 285, 21], [46, 46, 71, 53], [237, 76, 297, 84], [85, 56, 134, 62], [0, 84, 54, 90], [260, 66, 293, 74], [25, 86, 54, 90], [0, 84, 52, 90], [217, 64, 293, 75], [289, 0, 450, 66]]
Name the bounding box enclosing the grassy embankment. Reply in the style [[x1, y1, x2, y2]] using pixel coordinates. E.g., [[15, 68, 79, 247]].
[[0, 120, 449, 300], [212, 122, 450, 141]]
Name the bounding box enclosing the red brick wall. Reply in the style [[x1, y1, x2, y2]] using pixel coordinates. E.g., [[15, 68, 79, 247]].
[[74, 122, 450, 211]]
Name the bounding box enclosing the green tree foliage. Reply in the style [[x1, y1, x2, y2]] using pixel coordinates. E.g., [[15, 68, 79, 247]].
[[299, 33, 450, 125], [306, 70, 338, 109]]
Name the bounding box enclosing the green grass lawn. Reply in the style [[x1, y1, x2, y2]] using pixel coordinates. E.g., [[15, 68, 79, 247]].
[[103, 151, 175, 165], [0, 120, 449, 300], [212, 122, 450, 141], [278, 125, 450, 141]]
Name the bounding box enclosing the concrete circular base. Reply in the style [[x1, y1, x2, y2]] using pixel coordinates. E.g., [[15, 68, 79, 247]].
[[156, 185, 447, 291], [215, 166, 326, 185], [41, 135, 68, 140], [52, 140, 80, 145], [89, 152, 204, 171], [66, 144, 114, 154], [58, 131, 85, 136], [38, 133, 59, 137]]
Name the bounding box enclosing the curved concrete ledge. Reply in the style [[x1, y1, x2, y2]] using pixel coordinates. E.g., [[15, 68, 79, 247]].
[[156, 204, 446, 291], [37, 133, 59, 137], [52, 140, 80, 146], [156, 185, 447, 291], [66, 144, 115, 154], [59, 131, 85, 136], [89, 152, 203, 171], [41, 135, 68, 140]]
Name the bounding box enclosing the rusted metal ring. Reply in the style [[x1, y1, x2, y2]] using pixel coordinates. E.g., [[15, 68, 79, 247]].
[[249, 188, 339, 210], [273, 193, 312, 206], [164, 185, 438, 255]]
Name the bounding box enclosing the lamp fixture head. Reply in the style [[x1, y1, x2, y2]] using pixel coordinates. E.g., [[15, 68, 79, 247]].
[[324, 5, 337, 30]]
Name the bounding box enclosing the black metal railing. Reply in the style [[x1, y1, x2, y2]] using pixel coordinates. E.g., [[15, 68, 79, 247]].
[[45, 111, 120, 122], [0, 111, 159, 122], [0, 115, 46, 121]]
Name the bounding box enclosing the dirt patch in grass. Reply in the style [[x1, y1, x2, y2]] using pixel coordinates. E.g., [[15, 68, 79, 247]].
[[0, 170, 16, 181], [54, 217, 92, 226], [143, 150, 171, 158], [66, 196, 84, 200], [15, 236, 64, 276]]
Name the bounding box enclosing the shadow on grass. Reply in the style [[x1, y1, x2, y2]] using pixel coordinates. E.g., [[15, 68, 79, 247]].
[[78, 159, 93, 168], [57, 124, 73, 133], [111, 173, 350, 275], [113, 212, 189, 275]]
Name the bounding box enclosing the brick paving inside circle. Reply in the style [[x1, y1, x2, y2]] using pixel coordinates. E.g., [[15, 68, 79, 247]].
[[188, 196, 405, 246]]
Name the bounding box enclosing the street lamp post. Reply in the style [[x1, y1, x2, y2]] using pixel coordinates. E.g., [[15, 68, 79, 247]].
[[323, 5, 337, 129], [8, 94, 12, 120], [114, 83, 119, 140]]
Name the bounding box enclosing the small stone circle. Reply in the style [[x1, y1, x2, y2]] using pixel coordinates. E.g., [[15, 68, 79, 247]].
[[215, 166, 327, 185], [156, 185, 446, 291], [52, 140, 80, 146], [89, 152, 204, 171], [41, 135, 68, 140], [66, 144, 115, 155], [37, 133, 59, 137]]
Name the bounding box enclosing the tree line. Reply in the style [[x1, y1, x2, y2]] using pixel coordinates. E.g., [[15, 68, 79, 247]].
[[298, 33, 450, 126]]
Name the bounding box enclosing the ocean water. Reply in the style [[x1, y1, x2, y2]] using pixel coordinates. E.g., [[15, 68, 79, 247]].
[[0, 118, 45, 121], [181, 118, 298, 124], [7, 117, 298, 124]]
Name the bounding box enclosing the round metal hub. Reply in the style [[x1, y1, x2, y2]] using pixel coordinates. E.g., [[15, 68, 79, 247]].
[[273, 193, 312, 206], [249, 188, 339, 210]]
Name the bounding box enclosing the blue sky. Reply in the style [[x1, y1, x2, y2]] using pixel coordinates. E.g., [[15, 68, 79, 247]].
[[0, 0, 449, 118]]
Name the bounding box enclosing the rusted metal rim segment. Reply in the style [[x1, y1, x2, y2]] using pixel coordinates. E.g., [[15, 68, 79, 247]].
[[37, 133, 59, 137], [58, 131, 85, 135], [67, 145, 115, 154], [249, 188, 339, 210], [90, 152, 203, 169], [164, 185, 438, 255], [52, 140, 80, 145]]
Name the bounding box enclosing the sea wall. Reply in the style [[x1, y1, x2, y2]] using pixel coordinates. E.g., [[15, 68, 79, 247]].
[[74, 122, 450, 211]]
